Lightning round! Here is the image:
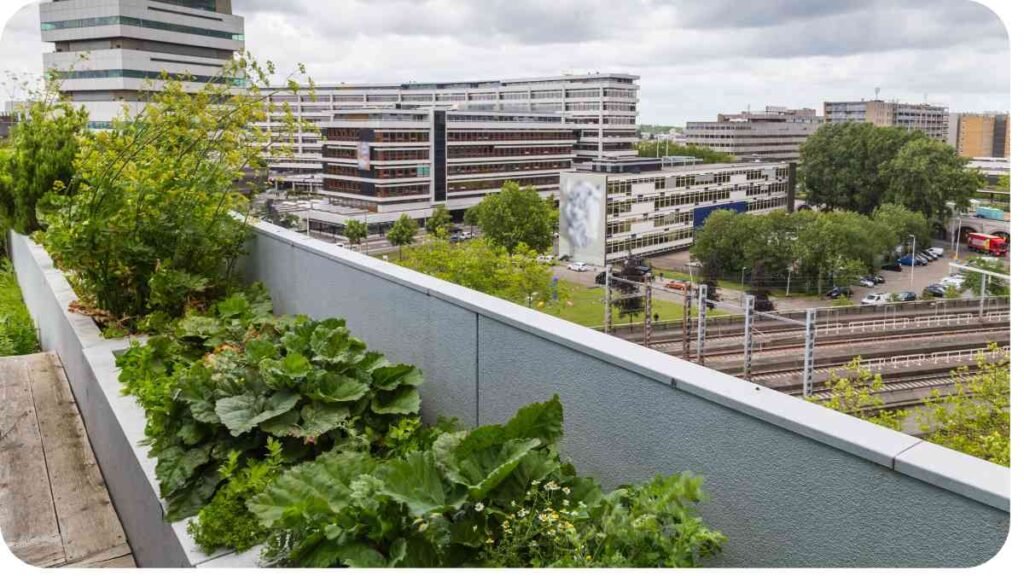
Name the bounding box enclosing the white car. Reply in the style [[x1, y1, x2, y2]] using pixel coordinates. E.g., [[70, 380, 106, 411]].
[[926, 247, 944, 257], [940, 276, 965, 289], [860, 292, 890, 306], [459, 231, 474, 240], [857, 277, 875, 288], [568, 262, 590, 272], [334, 240, 350, 249], [536, 254, 555, 264]]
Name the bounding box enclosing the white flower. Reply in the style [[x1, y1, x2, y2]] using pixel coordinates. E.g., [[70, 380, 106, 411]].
[[474, 502, 485, 512]]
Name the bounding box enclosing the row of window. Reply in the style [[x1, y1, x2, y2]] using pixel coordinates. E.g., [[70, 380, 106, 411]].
[[447, 145, 573, 159], [448, 160, 571, 176], [606, 228, 694, 256], [324, 164, 430, 179], [448, 175, 559, 193], [748, 196, 789, 212], [322, 178, 430, 199], [448, 130, 574, 142], [55, 69, 242, 85], [40, 15, 243, 40]]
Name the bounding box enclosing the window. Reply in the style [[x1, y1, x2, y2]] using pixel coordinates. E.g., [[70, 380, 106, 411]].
[[55, 69, 242, 85], [41, 16, 244, 41]]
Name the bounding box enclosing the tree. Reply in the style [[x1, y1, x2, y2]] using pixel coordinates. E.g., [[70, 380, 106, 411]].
[[817, 357, 906, 431], [871, 203, 931, 256], [994, 174, 1009, 192], [344, 220, 368, 251], [881, 138, 980, 220], [800, 122, 924, 214], [399, 237, 564, 306], [474, 181, 553, 254], [464, 205, 479, 234], [386, 214, 417, 259], [424, 205, 452, 238], [635, 141, 734, 163], [962, 256, 1009, 297], [41, 57, 311, 325], [0, 73, 89, 234]]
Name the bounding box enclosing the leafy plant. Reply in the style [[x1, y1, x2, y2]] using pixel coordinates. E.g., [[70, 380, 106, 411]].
[[816, 357, 906, 430], [250, 396, 723, 568], [386, 214, 418, 259], [41, 57, 314, 327], [0, 258, 39, 356], [117, 287, 423, 521], [473, 181, 554, 254]]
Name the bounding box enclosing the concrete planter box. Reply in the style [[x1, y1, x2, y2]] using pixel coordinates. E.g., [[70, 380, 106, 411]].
[[8, 232, 256, 568], [10, 225, 1010, 568]]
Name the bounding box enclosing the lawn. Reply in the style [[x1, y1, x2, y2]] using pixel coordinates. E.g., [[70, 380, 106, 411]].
[[653, 267, 820, 298], [1, 258, 40, 356], [541, 280, 689, 328]]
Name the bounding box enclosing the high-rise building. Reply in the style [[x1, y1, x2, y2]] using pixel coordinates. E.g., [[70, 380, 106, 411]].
[[39, 0, 245, 129], [955, 113, 1010, 159], [315, 107, 576, 218], [823, 99, 948, 142], [683, 106, 823, 162], [257, 73, 639, 191]]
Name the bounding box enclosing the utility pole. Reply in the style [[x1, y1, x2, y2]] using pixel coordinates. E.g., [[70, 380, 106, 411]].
[[643, 278, 653, 347], [603, 265, 612, 333], [786, 265, 793, 296], [979, 274, 988, 317], [743, 295, 755, 380], [697, 284, 708, 365], [802, 308, 817, 397], [909, 234, 917, 292]]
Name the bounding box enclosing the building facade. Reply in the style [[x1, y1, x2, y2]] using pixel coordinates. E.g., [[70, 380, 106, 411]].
[[955, 113, 1010, 159], [317, 108, 576, 216], [558, 157, 795, 265], [823, 99, 949, 142], [257, 73, 639, 190], [683, 106, 822, 162], [39, 0, 244, 128]]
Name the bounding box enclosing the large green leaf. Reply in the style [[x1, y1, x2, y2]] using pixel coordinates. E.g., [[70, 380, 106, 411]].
[[155, 444, 212, 496], [215, 390, 301, 436], [289, 402, 351, 439], [502, 395, 563, 445], [164, 464, 221, 521], [176, 315, 223, 344], [370, 386, 421, 415], [259, 409, 300, 436], [371, 365, 424, 391], [177, 366, 220, 424], [249, 451, 376, 526], [244, 337, 279, 364], [376, 451, 454, 517], [445, 425, 542, 500], [280, 352, 312, 379], [307, 371, 369, 403]]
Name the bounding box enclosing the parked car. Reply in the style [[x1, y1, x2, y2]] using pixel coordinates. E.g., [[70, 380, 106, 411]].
[[924, 247, 944, 258], [665, 281, 687, 291], [568, 262, 591, 272], [881, 262, 903, 272], [919, 251, 937, 262], [334, 240, 350, 249], [922, 284, 948, 298], [594, 271, 607, 285], [460, 231, 474, 240], [449, 233, 462, 243], [870, 274, 885, 285], [558, 254, 571, 262], [857, 276, 876, 288], [892, 291, 917, 302], [897, 255, 916, 267], [861, 292, 890, 306], [940, 275, 965, 289], [825, 286, 852, 299], [536, 254, 555, 264]]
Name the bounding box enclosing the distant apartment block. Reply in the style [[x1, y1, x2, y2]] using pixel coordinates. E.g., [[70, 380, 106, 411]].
[[823, 99, 949, 142], [39, 0, 244, 128], [257, 73, 639, 191], [683, 106, 823, 162], [559, 157, 795, 265], [955, 113, 1010, 159]]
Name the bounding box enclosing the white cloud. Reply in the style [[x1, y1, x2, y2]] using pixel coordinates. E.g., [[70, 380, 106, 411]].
[[0, 0, 1010, 123]]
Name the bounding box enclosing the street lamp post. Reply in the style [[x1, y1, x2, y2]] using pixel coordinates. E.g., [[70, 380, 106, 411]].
[[954, 217, 963, 261], [740, 266, 747, 291]]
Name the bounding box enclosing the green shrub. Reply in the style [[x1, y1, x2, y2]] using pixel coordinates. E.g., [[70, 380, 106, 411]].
[[0, 258, 39, 356], [117, 287, 424, 523]]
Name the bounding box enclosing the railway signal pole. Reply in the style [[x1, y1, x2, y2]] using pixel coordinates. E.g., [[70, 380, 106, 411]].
[[603, 265, 612, 333], [743, 295, 755, 380], [643, 278, 653, 347], [697, 284, 708, 365], [802, 308, 817, 397], [682, 285, 693, 361]]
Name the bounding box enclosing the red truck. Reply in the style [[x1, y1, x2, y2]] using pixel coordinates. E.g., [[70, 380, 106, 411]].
[[966, 232, 1008, 256]]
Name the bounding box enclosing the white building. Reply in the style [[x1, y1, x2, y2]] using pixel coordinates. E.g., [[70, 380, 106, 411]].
[[256, 73, 640, 190], [559, 157, 795, 265], [39, 0, 244, 128], [684, 107, 823, 162]]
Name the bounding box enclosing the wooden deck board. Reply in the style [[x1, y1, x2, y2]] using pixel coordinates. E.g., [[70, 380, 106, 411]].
[[0, 355, 65, 567], [1, 353, 136, 568]]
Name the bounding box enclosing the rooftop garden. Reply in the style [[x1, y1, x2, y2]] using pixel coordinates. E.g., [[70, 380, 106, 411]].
[[0, 61, 726, 567]]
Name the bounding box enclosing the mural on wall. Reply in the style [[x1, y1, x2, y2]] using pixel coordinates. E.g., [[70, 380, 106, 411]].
[[558, 173, 607, 266]]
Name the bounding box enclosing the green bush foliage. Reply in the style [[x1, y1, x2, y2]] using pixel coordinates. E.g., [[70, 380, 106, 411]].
[[116, 287, 424, 523], [41, 57, 310, 327], [473, 181, 554, 255], [0, 258, 39, 356], [250, 396, 724, 568]]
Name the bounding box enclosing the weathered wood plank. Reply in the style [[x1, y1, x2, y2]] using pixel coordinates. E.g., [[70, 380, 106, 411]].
[[62, 543, 134, 568], [27, 353, 130, 565], [0, 355, 66, 567]]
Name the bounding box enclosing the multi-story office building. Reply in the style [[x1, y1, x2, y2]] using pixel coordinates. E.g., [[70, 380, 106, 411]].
[[257, 73, 639, 190], [39, 0, 244, 128], [955, 113, 1010, 159], [683, 106, 823, 162], [558, 157, 795, 265], [823, 99, 949, 142], [316, 107, 576, 218]]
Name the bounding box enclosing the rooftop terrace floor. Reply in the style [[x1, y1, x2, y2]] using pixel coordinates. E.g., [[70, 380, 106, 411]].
[[0, 353, 135, 568]]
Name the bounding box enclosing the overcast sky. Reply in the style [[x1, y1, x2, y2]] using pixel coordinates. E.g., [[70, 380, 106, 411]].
[[0, 0, 1011, 124]]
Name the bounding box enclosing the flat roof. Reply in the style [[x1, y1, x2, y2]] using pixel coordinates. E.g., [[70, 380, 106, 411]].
[[262, 72, 639, 92]]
